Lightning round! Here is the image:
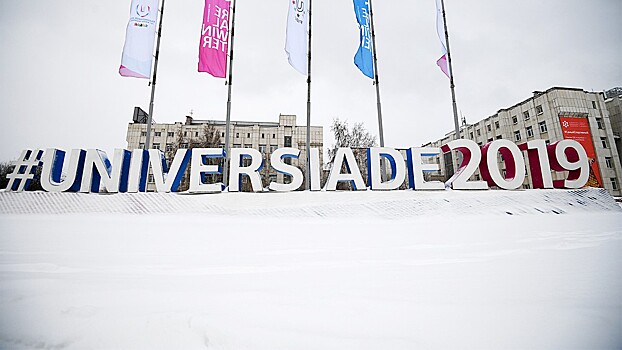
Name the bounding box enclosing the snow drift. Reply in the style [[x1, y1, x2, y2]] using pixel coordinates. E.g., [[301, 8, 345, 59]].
[[0, 188, 620, 349]]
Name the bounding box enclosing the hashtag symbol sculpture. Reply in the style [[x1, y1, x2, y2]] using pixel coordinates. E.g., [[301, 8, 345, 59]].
[[5, 149, 44, 192]]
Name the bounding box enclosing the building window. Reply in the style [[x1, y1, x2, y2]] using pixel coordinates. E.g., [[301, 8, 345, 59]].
[[611, 178, 619, 190], [592, 101, 597, 109], [495, 121, 500, 129], [221, 132, 225, 137], [181, 143, 188, 149], [600, 137, 608, 148], [605, 157, 613, 168], [523, 184, 531, 189], [487, 125, 491, 132], [262, 133, 265, 139], [153, 143, 160, 150], [596, 118, 603, 129], [139, 143, 144, 149], [538, 121, 547, 133], [195, 132, 199, 137], [166, 144, 173, 152], [523, 111, 530, 120], [244, 144, 252, 148], [476, 129, 481, 136], [512, 115, 518, 124], [514, 130, 522, 141], [233, 144, 241, 148], [535, 105, 543, 115], [167, 132, 174, 137], [526, 126, 534, 138], [184, 131, 187, 137], [148, 174, 154, 183], [247, 133, 250, 138], [272, 134, 276, 139], [236, 133, 239, 138], [470, 132, 474, 139], [284, 136, 292, 147], [141, 131, 147, 137], [270, 145, 278, 152], [496, 135, 502, 139], [259, 145, 266, 153], [154, 131, 161, 137]]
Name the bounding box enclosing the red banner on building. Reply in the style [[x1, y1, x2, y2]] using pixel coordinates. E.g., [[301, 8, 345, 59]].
[[559, 117, 602, 187]]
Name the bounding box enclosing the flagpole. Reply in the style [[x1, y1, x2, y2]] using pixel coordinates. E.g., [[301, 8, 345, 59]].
[[223, 0, 237, 188], [440, 0, 460, 140], [305, 0, 312, 190], [145, 0, 165, 150], [368, 0, 386, 179]]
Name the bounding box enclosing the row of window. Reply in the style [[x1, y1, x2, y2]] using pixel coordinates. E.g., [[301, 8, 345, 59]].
[[141, 131, 176, 137], [512, 107, 543, 125], [472, 115, 549, 140], [138, 143, 288, 154], [472, 121, 548, 142], [139, 130, 284, 139], [514, 122, 546, 141]]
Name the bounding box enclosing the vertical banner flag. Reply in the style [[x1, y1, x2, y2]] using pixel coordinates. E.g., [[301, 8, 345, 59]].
[[353, 0, 373, 79], [285, 0, 308, 75], [119, 0, 160, 79], [559, 117, 602, 187], [198, 0, 231, 78], [435, 0, 451, 78]]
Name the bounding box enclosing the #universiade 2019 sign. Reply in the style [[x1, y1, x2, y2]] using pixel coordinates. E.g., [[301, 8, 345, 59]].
[[4, 138, 591, 194]]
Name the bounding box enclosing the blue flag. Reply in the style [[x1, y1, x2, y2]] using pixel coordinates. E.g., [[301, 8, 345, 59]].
[[353, 0, 374, 79]]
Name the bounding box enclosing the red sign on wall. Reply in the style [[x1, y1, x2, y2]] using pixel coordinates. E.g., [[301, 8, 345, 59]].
[[559, 117, 602, 187]]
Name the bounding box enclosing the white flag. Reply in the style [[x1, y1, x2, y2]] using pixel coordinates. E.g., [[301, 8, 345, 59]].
[[285, 0, 308, 75], [119, 0, 160, 78]]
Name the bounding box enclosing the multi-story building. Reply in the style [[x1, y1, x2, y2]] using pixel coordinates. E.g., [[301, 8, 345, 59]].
[[605, 88, 621, 169], [424, 87, 622, 196], [126, 110, 324, 190]]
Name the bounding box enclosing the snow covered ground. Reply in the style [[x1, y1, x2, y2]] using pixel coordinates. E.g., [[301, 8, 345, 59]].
[[0, 189, 621, 349]]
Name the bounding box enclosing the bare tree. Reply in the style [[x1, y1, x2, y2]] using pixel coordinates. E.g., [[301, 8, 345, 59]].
[[328, 118, 377, 189], [0, 161, 43, 191], [198, 124, 221, 148], [197, 124, 223, 185], [166, 124, 222, 191], [0, 161, 14, 190]]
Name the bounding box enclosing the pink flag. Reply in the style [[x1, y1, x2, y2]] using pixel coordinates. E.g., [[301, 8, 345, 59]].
[[198, 0, 231, 78], [435, 0, 451, 78], [436, 54, 450, 78]]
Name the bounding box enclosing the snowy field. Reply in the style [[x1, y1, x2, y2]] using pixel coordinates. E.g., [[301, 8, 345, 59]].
[[0, 189, 621, 350]]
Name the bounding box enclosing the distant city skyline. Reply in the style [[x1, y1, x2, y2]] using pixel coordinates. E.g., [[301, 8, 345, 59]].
[[0, 0, 620, 161]]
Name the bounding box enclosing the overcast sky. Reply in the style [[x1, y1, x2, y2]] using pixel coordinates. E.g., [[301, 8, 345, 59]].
[[0, 0, 620, 162]]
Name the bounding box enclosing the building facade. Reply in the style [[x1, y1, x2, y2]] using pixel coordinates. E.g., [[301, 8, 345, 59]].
[[424, 87, 622, 196], [126, 112, 324, 190], [605, 89, 622, 170]]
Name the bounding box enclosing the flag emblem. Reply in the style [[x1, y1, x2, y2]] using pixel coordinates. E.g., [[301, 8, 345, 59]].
[[136, 4, 151, 18]]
